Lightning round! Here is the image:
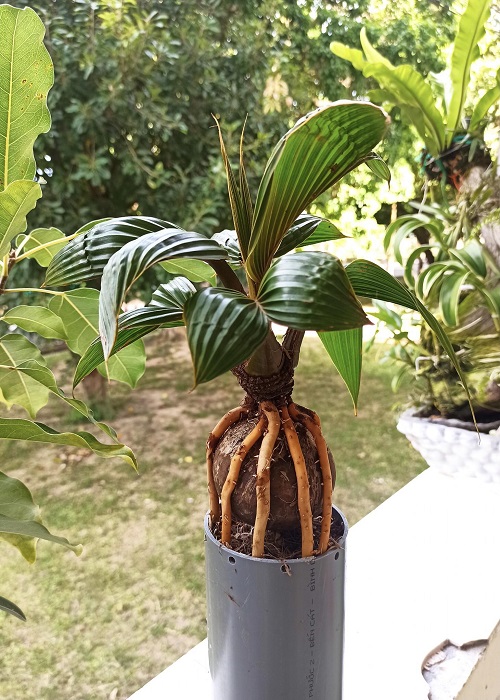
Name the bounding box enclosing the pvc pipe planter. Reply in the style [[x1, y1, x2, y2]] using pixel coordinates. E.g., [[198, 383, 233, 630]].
[[205, 506, 348, 700]]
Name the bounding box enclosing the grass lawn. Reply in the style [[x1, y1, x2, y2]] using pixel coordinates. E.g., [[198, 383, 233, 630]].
[[0, 331, 425, 700]]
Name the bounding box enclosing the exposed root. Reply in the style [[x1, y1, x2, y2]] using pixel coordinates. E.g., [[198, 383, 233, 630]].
[[206, 406, 248, 524], [289, 403, 334, 554], [252, 401, 281, 557], [280, 404, 314, 557], [221, 416, 266, 546]]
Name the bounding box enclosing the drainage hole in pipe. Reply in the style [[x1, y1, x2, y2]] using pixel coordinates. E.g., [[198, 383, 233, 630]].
[[334, 552, 340, 560], [228, 556, 236, 564], [281, 564, 291, 575]]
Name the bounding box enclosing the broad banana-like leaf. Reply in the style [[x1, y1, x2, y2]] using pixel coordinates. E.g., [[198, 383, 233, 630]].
[[0, 595, 26, 622], [0, 6, 53, 190], [246, 101, 388, 283], [359, 28, 392, 68], [2, 306, 66, 339], [330, 42, 366, 71], [0, 469, 82, 566], [345, 260, 475, 415], [362, 63, 445, 156], [0, 181, 42, 257], [0, 335, 49, 417], [276, 214, 345, 257], [18, 227, 66, 266], [44, 217, 180, 287], [447, 0, 492, 144], [99, 229, 227, 358], [469, 69, 500, 132], [184, 288, 269, 386], [258, 252, 370, 331], [318, 327, 363, 411], [439, 270, 470, 327], [73, 278, 195, 386]]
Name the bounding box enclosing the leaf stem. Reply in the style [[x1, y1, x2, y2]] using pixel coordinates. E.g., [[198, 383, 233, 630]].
[[1, 287, 64, 296], [15, 232, 79, 262]]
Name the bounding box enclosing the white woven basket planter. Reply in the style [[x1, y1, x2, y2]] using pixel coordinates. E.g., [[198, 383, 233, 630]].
[[397, 410, 500, 483]]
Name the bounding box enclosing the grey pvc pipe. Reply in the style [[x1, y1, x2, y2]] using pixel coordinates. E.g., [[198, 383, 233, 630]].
[[205, 506, 348, 700]]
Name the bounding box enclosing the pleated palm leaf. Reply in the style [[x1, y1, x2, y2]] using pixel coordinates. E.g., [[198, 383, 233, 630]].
[[45, 101, 470, 557]]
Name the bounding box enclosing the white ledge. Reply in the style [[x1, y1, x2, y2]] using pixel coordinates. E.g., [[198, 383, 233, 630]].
[[129, 469, 500, 699]]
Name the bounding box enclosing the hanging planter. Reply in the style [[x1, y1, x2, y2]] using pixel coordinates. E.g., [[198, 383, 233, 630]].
[[419, 134, 491, 190], [205, 506, 348, 700]]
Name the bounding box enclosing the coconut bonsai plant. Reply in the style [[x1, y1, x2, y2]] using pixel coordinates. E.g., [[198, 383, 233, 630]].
[[38, 97, 473, 698]]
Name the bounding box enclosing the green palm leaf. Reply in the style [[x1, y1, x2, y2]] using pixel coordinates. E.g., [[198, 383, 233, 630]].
[[184, 288, 269, 386], [246, 101, 388, 283], [318, 328, 363, 411], [469, 69, 500, 132], [74, 278, 196, 386], [276, 214, 345, 257], [45, 217, 180, 287], [258, 252, 369, 331], [98, 230, 227, 358], [0, 595, 26, 622]]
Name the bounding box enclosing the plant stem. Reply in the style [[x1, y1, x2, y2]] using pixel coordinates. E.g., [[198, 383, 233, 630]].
[[282, 329, 305, 368], [1, 287, 64, 296], [209, 260, 246, 294]]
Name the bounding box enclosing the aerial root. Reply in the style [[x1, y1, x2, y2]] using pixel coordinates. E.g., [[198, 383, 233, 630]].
[[221, 415, 266, 546], [280, 404, 314, 558], [289, 403, 334, 554], [252, 401, 281, 557], [206, 406, 248, 525]]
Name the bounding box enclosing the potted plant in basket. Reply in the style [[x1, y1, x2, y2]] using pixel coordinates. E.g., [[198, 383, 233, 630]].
[[375, 195, 500, 482], [39, 92, 473, 697]]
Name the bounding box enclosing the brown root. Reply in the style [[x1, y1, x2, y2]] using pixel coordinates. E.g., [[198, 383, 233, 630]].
[[206, 406, 248, 524], [221, 415, 266, 545], [289, 403, 334, 554], [280, 404, 314, 557], [252, 401, 281, 557]]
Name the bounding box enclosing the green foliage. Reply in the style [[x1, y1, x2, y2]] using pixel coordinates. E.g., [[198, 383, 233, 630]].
[[332, 0, 498, 168], [379, 199, 500, 418]]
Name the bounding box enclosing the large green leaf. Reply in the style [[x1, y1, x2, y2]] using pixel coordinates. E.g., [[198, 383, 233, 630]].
[[330, 42, 366, 71], [73, 278, 195, 386], [362, 63, 445, 156], [246, 101, 388, 283], [0, 181, 42, 257], [469, 69, 500, 132], [318, 327, 363, 411], [0, 334, 49, 417], [276, 214, 345, 257], [184, 288, 269, 386], [0, 595, 26, 622], [0, 6, 53, 190], [48, 288, 146, 387], [99, 229, 227, 358], [258, 252, 369, 331], [19, 227, 66, 266], [0, 470, 81, 566], [345, 260, 474, 412], [44, 216, 181, 287], [447, 0, 492, 143], [161, 258, 216, 284], [0, 418, 137, 468], [2, 305, 66, 339]]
